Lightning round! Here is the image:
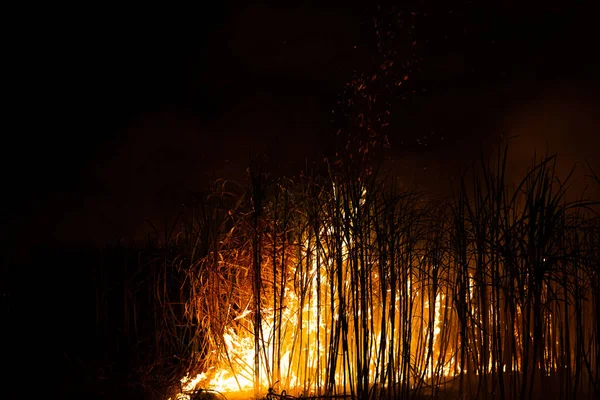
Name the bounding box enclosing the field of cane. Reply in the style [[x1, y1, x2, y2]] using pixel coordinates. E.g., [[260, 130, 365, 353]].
[[26, 147, 596, 400], [144, 148, 599, 400]]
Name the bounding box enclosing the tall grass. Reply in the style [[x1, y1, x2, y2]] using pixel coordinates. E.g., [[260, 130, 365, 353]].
[[164, 147, 599, 400]]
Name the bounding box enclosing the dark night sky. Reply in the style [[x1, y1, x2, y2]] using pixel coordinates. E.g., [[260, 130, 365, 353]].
[[4, 1, 599, 259]]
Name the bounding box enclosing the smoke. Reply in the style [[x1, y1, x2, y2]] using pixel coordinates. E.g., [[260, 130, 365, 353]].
[[383, 82, 599, 200]]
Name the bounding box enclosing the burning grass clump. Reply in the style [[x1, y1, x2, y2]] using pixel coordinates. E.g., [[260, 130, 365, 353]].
[[162, 148, 599, 400]]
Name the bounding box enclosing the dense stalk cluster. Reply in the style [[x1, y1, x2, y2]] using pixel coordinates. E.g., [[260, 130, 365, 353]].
[[171, 150, 599, 400]]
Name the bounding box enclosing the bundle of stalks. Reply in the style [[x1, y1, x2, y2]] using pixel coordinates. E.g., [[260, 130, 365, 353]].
[[159, 147, 599, 400]]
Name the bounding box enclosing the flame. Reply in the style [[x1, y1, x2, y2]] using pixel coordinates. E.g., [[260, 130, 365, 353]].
[[171, 193, 452, 400]]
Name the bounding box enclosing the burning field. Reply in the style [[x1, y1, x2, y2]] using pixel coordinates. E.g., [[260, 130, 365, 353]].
[[5, 3, 599, 400], [144, 149, 600, 400]]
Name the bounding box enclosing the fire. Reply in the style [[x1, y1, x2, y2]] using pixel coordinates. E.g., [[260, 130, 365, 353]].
[[169, 186, 453, 400], [172, 259, 452, 399]]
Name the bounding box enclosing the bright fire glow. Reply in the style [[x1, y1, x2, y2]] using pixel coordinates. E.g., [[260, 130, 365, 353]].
[[169, 188, 457, 399]]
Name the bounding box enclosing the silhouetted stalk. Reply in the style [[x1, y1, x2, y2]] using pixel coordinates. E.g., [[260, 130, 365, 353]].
[[154, 146, 600, 400]]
